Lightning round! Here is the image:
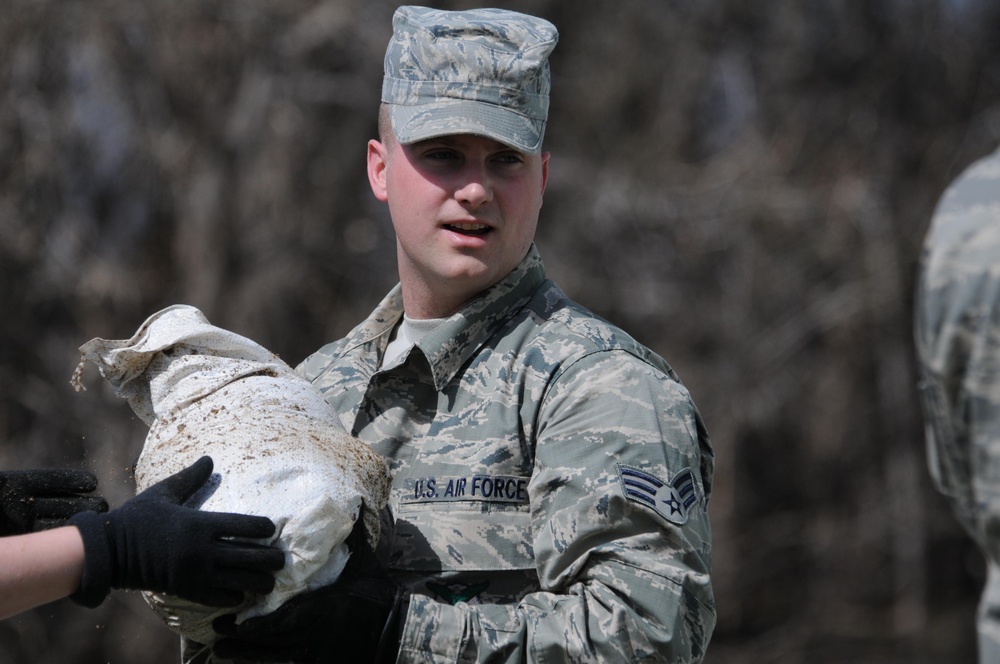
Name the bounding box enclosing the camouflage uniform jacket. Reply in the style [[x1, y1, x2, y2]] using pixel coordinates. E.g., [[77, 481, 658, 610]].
[[298, 245, 716, 663], [916, 147, 1000, 550]]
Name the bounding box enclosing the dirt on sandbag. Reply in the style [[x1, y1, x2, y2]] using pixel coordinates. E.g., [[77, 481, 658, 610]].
[[72, 304, 390, 646]]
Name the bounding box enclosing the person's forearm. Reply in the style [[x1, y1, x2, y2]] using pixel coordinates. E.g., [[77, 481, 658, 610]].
[[0, 526, 85, 620]]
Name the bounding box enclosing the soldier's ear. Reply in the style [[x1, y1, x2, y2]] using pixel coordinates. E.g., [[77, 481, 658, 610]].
[[367, 139, 389, 202]]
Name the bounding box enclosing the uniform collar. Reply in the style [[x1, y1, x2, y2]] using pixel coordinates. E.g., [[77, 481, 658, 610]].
[[349, 245, 546, 391], [419, 245, 545, 390]]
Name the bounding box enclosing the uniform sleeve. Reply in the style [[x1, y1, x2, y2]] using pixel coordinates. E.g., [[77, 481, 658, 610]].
[[916, 222, 1000, 544], [397, 349, 716, 663]]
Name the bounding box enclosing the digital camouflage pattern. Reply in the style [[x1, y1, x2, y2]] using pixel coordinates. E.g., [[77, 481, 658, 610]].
[[916, 145, 1000, 661], [298, 245, 716, 662], [381, 6, 557, 154]]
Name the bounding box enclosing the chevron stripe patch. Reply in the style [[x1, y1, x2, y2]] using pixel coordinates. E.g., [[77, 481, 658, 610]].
[[616, 464, 698, 526]]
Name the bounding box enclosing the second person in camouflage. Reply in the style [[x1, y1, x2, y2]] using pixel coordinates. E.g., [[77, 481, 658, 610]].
[[916, 144, 1000, 663], [212, 6, 716, 663]]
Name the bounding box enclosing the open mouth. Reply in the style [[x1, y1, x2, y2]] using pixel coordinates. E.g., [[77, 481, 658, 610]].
[[445, 222, 492, 236]]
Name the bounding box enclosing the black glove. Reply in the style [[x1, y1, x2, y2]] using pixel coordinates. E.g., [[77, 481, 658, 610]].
[[69, 456, 285, 608], [0, 468, 108, 536], [212, 520, 407, 664]]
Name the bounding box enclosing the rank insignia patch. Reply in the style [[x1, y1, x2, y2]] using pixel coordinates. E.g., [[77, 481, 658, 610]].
[[617, 464, 698, 526]]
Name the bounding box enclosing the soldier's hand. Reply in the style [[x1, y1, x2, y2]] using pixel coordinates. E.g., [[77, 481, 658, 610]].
[[69, 456, 285, 608], [212, 520, 406, 663], [0, 468, 108, 536]]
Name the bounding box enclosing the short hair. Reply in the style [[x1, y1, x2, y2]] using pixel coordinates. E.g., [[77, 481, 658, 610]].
[[378, 103, 393, 146]]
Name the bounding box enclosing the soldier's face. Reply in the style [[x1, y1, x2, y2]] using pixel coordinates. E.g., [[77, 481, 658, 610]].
[[367, 132, 548, 318]]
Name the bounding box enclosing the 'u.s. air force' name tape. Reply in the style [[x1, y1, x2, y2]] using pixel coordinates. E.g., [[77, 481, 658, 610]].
[[401, 474, 529, 504], [616, 464, 698, 526]]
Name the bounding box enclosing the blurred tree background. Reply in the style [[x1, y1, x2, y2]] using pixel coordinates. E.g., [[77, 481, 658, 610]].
[[2, 0, 999, 662]]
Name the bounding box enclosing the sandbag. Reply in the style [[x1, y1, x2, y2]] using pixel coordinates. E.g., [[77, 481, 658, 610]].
[[72, 304, 390, 646]]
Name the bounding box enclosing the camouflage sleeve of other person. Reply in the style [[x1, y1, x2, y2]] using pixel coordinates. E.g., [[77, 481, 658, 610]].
[[399, 350, 715, 663], [915, 151, 1000, 548]]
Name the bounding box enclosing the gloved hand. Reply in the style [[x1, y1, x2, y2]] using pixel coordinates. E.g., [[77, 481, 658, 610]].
[[0, 468, 108, 536], [212, 520, 407, 664], [69, 456, 285, 609]]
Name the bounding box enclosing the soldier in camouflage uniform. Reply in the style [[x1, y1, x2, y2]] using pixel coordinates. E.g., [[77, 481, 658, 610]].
[[213, 6, 715, 663], [916, 144, 1000, 662]]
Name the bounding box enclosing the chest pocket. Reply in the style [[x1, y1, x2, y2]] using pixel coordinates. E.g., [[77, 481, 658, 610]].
[[389, 500, 535, 573]]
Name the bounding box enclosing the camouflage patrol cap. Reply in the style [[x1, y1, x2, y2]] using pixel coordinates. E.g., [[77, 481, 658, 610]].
[[381, 6, 558, 154]]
